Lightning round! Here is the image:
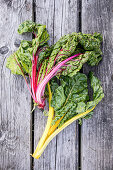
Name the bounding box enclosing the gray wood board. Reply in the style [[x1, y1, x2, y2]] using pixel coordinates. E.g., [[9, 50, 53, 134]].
[[54, 1, 79, 170], [81, 0, 113, 170], [1, 0, 112, 169], [34, 1, 56, 169], [34, 0, 79, 170], [0, 0, 32, 169]]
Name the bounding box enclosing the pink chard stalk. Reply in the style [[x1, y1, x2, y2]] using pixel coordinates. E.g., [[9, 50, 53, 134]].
[[29, 52, 82, 109]]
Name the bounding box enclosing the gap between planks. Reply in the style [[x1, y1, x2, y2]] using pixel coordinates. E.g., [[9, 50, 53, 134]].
[[30, 0, 36, 170]]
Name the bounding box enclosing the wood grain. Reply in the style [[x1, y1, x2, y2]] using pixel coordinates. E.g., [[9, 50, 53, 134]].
[[34, 0, 56, 169], [54, 1, 79, 170], [34, 0, 79, 169], [81, 0, 113, 170], [0, 0, 32, 169], [1, 0, 112, 169]]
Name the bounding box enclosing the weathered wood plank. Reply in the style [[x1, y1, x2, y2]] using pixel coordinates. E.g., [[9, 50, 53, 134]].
[[0, 1, 32, 169], [54, 1, 79, 170], [34, 0, 79, 170], [81, 0, 113, 169], [34, 0, 56, 169]]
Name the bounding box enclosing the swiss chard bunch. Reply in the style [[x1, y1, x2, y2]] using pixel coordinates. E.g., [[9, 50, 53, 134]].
[[32, 72, 104, 159], [6, 21, 103, 109], [6, 21, 104, 159]]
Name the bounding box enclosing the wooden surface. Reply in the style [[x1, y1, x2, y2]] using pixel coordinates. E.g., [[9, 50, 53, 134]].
[[34, 1, 79, 169], [81, 0, 113, 170], [0, 0, 32, 170], [0, 0, 113, 170]]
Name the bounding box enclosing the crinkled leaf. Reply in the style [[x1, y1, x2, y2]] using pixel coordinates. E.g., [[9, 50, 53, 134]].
[[6, 52, 22, 75], [86, 72, 104, 110], [51, 86, 66, 111], [6, 40, 32, 75], [46, 32, 102, 78], [18, 21, 50, 54], [87, 49, 102, 66], [77, 32, 102, 51], [37, 44, 53, 66], [6, 21, 50, 76], [18, 20, 42, 34], [51, 72, 104, 127], [51, 72, 89, 126], [81, 72, 104, 122], [32, 25, 49, 54]]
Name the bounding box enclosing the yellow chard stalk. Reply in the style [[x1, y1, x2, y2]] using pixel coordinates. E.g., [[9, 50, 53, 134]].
[[32, 83, 54, 159], [32, 82, 96, 159]]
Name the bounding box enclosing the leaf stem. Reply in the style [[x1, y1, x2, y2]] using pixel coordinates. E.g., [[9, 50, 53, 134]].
[[32, 83, 54, 153], [36, 53, 82, 108], [32, 105, 96, 159]]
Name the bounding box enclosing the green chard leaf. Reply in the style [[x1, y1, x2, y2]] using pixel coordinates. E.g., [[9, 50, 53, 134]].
[[6, 52, 22, 75], [32, 25, 49, 54], [51, 72, 104, 127], [6, 21, 51, 76], [6, 40, 32, 75], [18, 20, 42, 34], [46, 32, 102, 77], [18, 20, 50, 54], [51, 72, 89, 126], [37, 44, 53, 66], [86, 72, 104, 110]]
